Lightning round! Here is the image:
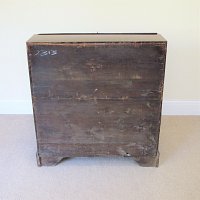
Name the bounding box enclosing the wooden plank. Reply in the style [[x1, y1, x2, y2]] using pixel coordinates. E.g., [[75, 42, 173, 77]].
[[38, 142, 158, 158], [34, 99, 161, 145], [29, 43, 166, 68], [29, 43, 165, 100], [27, 33, 166, 43], [31, 63, 164, 82], [32, 79, 162, 100]]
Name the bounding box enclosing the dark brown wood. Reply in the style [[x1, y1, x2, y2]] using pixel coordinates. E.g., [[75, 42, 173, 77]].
[[34, 99, 161, 147], [27, 33, 167, 167]]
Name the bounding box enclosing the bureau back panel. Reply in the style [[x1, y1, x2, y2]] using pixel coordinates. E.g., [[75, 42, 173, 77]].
[[27, 33, 167, 167]]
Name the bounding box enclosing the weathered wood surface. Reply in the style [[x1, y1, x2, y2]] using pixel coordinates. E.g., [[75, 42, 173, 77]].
[[27, 34, 167, 167], [29, 44, 165, 100], [32, 80, 162, 100], [34, 99, 161, 145]]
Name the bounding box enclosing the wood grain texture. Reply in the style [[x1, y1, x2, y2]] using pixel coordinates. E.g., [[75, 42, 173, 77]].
[[27, 34, 167, 167], [30, 44, 165, 100], [32, 80, 162, 100], [34, 99, 161, 145]]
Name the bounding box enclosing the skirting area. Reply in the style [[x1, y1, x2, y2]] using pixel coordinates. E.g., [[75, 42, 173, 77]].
[[0, 115, 199, 200]]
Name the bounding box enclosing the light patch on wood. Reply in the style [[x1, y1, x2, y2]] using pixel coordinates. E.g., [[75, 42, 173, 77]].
[[131, 74, 142, 79], [125, 108, 131, 114], [146, 102, 152, 108], [117, 147, 131, 157]]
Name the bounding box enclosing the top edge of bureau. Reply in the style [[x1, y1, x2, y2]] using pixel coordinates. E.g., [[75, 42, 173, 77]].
[[26, 33, 167, 44]]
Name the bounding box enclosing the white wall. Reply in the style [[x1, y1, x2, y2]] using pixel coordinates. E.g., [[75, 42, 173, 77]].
[[0, 0, 199, 114]]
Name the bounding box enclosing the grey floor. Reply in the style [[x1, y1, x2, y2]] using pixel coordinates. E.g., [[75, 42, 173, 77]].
[[0, 115, 200, 200]]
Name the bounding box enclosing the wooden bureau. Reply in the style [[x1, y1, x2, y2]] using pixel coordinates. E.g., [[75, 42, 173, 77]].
[[27, 33, 167, 167]]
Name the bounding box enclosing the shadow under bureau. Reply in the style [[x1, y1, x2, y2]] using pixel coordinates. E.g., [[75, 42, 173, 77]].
[[27, 33, 167, 167]]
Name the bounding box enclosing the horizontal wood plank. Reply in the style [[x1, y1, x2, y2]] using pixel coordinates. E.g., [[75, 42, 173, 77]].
[[30, 44, 165, 82], [30, 43, 166, 67], [38, 142, 158, 158], [31, 62, 164, 82], [32, 79, 163, 100], [34, 99, 161, 147]]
